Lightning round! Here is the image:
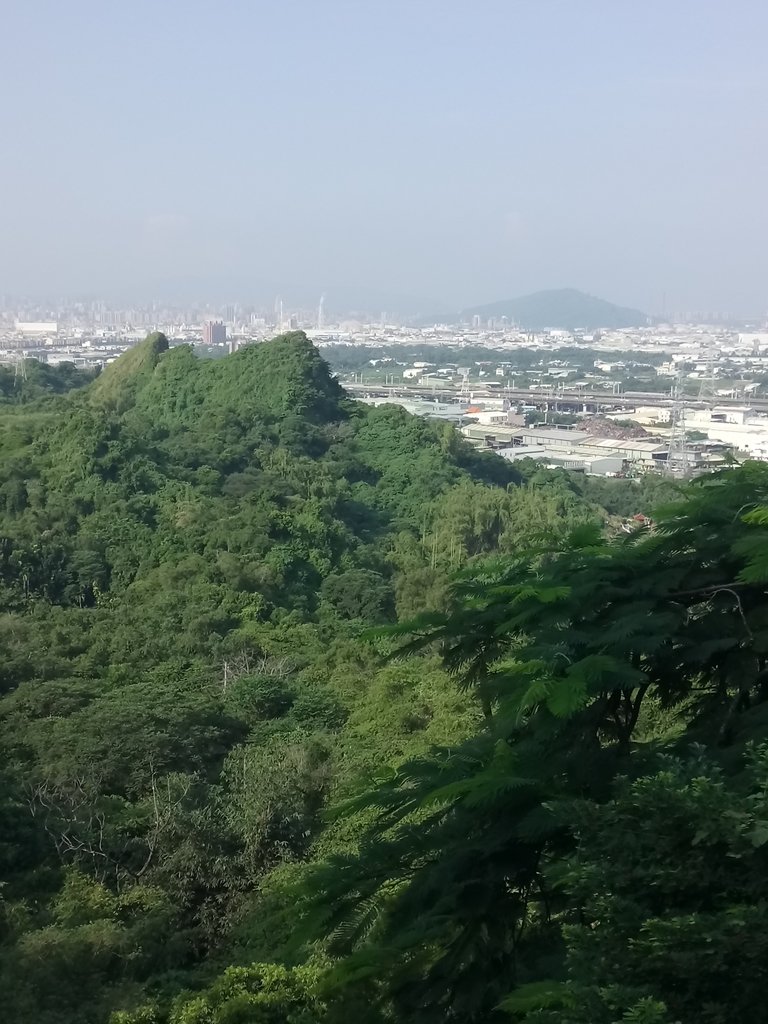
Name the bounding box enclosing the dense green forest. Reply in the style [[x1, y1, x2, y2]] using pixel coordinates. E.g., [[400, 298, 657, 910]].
[[0, 358, 98, 403], [2, 333, 767, 1023]]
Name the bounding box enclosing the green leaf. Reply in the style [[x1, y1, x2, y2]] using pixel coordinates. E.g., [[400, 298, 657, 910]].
[[546, 675, 588, 717], [749, 824, 768, 847], [497, 980, 570, 1013]]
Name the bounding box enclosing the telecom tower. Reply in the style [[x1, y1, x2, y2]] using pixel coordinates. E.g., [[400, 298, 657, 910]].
[[697, 335, 718, 405], [666, 377, 690, 477], [12, 339, 27, 384]]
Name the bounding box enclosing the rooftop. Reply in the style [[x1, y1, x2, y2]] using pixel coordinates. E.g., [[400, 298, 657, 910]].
[[580, 436, 668, 453], [517, 427, 591, 443]]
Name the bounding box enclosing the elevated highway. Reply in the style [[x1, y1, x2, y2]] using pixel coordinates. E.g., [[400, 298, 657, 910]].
[[343, 382, 768, 413]]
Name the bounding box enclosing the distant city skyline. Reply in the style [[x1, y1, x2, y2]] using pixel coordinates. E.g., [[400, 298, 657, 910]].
[[2, 2, 766, 315], [4, 272, 767, 326], [0, 291, 761, 330]]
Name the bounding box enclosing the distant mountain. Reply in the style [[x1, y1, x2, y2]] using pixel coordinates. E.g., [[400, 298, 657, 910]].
[[424, 288, 649, 331]]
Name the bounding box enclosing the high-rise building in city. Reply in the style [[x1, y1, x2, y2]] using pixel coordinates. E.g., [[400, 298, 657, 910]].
[[203, 320, 227, 345]]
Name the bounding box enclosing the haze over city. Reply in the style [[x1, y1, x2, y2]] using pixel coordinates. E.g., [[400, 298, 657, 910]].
[[2, 1, 767, 316]]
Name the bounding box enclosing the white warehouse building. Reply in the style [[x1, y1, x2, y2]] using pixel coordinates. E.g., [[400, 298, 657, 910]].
[[15, 321, 58, 335]]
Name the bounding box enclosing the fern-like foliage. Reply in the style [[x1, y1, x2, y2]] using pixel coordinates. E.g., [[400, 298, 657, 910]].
[[295, 463, 768, 1023]]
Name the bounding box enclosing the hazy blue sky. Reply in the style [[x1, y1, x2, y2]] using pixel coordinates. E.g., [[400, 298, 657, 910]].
[[2, 1, 766, 314]]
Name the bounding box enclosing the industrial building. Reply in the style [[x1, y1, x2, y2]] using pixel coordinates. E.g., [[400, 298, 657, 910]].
[[510, 427, 592, 449], [461, 423, 682, 475], [497, 445, 625, 476], [685, 405, 768, 459], [14, 321, 58, 336], [359, 395, 467, 421]]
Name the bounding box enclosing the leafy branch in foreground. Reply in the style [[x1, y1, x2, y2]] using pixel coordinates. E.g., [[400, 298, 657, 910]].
[[294, 463, 768, 1022]]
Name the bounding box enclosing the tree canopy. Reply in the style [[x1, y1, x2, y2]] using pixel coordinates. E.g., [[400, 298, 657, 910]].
[[3, 332, 768, 1024]]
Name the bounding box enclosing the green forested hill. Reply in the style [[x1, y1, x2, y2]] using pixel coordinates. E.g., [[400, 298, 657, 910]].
[[0, 333, 605, 1023], [4, 333, 768, 1024]]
